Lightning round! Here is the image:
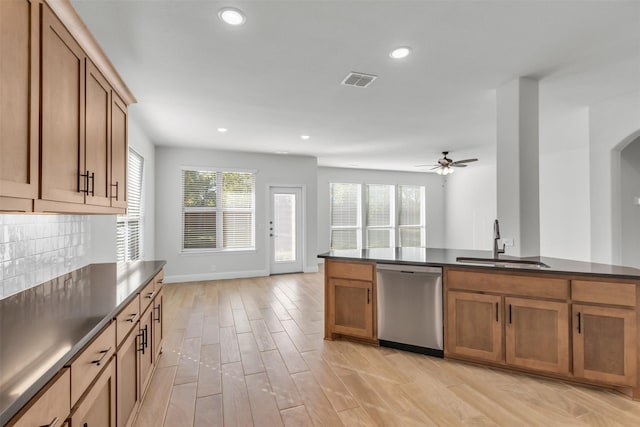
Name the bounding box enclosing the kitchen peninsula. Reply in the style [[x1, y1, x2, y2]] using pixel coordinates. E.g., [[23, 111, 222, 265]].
[[320, 248, 640, 399]]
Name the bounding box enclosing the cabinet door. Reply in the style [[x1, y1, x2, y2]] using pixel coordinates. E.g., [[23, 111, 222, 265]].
[[117, 326, 141, 427], [447, 291, 503, 362], [71, 357, 116, 427], [139, 307, 154, 394], [85, 60, 112, 207], [41, 4, 86, 204], [505, 297, 569, 374], [328, 278, 374, 339], [0, 0, 38, 201], [152, 289, 164, 360], [110, 93, 127, 209], [573, 304, 637, 386]]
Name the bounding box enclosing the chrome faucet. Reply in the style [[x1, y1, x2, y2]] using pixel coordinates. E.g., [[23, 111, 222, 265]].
[[493, 219, 505, 258]]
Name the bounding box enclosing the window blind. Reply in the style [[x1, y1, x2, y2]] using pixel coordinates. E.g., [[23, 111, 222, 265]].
[[182, 169, 255, 251], [117, 149, 144, 261], [366, 184, 394, 248], [329, 183, 361, 250], [399, 185, 425, 247]]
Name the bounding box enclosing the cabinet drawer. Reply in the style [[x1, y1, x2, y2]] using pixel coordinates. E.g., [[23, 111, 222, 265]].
[[140, 279, 156, 314], [70, 322, 115, 406], [446, 269, 569, 300], [572, 280, 637, 307], [8, 368, 70, 427], [327, 260, 374, 281], [116, 295, 140, 348], [154, 269, 164, 293]]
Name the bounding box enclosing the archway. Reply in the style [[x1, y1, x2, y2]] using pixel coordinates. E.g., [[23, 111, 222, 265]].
[[619, 135, 640, 267]]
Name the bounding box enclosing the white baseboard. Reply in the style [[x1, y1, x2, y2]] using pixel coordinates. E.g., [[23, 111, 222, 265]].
[[164, 269, 269, 284], [303, 265, 319, 273]]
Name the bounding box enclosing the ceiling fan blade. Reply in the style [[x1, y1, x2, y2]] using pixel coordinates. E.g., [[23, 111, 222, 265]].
[[429, 166, 441, 171], [451, 158, 478, 165], [450, 163, 467, 167], [415, 164, 439, 167]]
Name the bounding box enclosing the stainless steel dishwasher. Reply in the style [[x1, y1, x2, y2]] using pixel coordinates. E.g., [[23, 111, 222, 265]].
[[376, 263, 443, 357]]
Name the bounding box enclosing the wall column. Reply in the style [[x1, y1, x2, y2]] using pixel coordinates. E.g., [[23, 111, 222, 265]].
[[496, 77, 540, 257]]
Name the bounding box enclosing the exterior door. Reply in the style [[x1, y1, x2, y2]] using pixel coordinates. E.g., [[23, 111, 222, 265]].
[[269, 187, 303, 274]]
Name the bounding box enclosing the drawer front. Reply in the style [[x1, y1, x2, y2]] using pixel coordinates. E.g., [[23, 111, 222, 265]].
[[70, 322, 116, 406], [154, 269, 164, 293], [446, 269, 569, 300], [9, 368, 70, 427], [116, 295, 141, 348], [572, 280, 637, 307], [140, 279, 156, 314], [327, 260, 374, 281]]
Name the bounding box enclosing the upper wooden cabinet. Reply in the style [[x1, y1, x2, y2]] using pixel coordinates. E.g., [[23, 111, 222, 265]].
[[111, 93, 128, 208], [2, 0, 135, 214], [40, 3, 86, 206], [0, 0, 39, 210]]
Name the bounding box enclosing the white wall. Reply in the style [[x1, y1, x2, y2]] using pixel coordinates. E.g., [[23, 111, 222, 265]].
[[316, 167, 445, 253], [589, 91, 640, 264], [444, 162, 496, 251], [155, 147, 318, 282], [539, 107, 591, 261], [621, 138, 640, 268]]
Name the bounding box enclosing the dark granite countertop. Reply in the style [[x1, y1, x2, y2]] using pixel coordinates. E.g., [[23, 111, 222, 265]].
[[0, 260, 166, 425], [319, 248, 640, 280]]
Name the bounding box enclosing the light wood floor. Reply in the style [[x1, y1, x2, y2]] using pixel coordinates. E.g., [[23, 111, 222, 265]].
[[133, 272, 640, 426]]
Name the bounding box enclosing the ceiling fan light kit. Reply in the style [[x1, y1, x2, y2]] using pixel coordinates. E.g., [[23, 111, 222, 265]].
[[418, 151, 479, 174]]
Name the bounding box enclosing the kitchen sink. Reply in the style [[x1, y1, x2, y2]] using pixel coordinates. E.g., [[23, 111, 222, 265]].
[[455, 257, 550, 269]]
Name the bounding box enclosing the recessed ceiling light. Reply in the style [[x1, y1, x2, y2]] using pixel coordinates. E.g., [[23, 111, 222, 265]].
[[389, 46, 411, 59], [217, 128, 228, 133], [218, 7, 246, 26], [300, 135, 310, 140]]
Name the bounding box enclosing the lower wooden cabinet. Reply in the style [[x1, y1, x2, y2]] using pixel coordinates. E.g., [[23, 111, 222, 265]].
[[505, 297, 570, 375], [152, 289, 164, 360], [71, 357, 116, 427], [324, 260, 376, 342], [573, 304, 637, 386], [116, 326, 141, 427], [446, 291, 503, 362], [139, 306, 154, 395], [7, 368, 70, 427]]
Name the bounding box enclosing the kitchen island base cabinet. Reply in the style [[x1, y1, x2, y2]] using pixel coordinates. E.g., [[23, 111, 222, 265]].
[[573, 304, 637, 387], [505, 297, 570, 375], [324, 260, 377, 343], [446, 291, 503, 363]]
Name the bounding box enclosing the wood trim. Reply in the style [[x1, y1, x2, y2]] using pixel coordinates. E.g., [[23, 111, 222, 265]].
[[0, 196, 34, 212], [44, 0, 136, 105], [33, 198, 124, 214]]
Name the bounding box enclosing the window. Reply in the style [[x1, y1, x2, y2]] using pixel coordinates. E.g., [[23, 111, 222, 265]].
[[329, 182, 426, 250], [117, 149, 144, 261], [329, 183, 361, 250], [366, 184, 395, 248], [182, 168, 255, 251], [398, 185, 426, 247]]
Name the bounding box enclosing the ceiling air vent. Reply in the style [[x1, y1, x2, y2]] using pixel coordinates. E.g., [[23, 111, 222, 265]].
[[341, 72, 377, 88]]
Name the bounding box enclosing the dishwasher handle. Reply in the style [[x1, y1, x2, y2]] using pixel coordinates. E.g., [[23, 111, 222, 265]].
[[376, 263, 442, 275]]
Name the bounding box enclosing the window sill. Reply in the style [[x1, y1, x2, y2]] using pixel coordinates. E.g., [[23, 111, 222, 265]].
[[180, 248, 257, 256]]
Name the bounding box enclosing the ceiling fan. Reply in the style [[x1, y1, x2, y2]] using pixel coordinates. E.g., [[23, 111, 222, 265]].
[[416, 151, 478, 175]]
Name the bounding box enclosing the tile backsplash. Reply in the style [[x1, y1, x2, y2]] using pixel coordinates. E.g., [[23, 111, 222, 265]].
[[0, 215, 91, 299]]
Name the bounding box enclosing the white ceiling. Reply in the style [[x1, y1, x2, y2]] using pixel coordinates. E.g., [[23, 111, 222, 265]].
[[72, 0, 640, 171]]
